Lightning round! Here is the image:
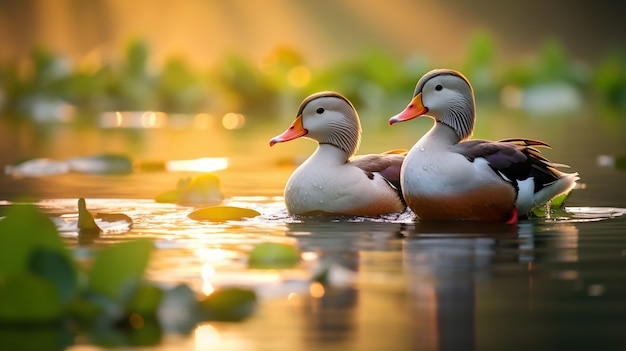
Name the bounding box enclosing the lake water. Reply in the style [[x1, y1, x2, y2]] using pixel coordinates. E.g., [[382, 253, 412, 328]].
[[1, 108, 626, 350]]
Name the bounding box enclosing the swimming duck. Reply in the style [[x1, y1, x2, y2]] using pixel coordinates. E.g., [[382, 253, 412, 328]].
[[389, 69, 578, 222], [270, 91, 406, 216]]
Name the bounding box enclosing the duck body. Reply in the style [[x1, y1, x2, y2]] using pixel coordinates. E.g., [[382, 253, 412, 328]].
[[271, 92, 405, 217], [391, 69, 578, 222]]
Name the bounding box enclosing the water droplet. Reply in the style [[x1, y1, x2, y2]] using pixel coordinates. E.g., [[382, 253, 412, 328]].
[[419, 147, 425, 152], [319, 200, 324, 204], [422, 166, 428, 171], [318, 185, 322, 190]]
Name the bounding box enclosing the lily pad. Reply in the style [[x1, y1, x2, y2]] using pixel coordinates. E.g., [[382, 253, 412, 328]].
[[188, 206, 260, 222], [199, 287, 256, 322], [248, 242, 301, 269]]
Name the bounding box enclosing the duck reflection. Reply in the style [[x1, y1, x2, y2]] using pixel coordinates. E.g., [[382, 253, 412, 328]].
[[283, 219, 580, 350]]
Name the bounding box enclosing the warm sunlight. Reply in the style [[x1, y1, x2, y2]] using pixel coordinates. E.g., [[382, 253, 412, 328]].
[[165, 157, 228, 172], [222, 113, 246, 130]]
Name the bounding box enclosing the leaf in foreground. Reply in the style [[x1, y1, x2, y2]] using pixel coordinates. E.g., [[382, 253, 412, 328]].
[[87, 240, 154, 303], [199, 288, 256, 322]]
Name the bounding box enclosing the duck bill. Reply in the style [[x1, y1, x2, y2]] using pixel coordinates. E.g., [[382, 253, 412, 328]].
[[389, 93, 428, 125], [269, 115, 308, 146]]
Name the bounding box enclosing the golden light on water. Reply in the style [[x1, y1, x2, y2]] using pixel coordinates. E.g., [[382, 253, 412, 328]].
[[201, 263, 216, 295], [195, 324, 221, 350], [165, 157, 228, 172], [222, 113, 246, 130]]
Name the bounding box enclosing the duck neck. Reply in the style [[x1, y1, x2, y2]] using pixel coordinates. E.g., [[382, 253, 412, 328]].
[[311, 143, 351, 165], [421, 122, 463, 148]]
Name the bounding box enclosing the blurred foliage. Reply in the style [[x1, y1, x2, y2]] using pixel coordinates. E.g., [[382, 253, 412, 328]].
[[1, 34, 626, 127], [0, 201, 264, 349]]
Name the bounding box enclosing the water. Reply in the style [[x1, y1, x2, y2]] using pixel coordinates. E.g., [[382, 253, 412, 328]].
[[1, 110, 626, 350]]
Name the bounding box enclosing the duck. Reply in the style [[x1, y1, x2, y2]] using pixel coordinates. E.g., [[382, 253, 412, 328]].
[[270, 91, 406, 217], [389, 69, 578, 222]]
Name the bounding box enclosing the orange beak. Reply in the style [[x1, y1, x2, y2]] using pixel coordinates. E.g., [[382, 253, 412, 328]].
[[389, 93, 428, 125], [269, 115, 308, 146]]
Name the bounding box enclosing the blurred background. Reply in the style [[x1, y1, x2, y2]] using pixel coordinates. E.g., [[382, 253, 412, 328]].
[[1, 0, 625, 196]]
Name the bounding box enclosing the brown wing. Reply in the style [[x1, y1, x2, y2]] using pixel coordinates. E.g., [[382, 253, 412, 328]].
[[350, 151, 406, 193]]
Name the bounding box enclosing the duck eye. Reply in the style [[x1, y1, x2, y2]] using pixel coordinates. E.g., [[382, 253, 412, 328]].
[[316, 107, 324, 114], [435, 84, 443, 91]]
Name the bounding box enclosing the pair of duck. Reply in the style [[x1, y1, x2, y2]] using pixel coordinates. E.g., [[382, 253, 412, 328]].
[[270, 69, 579, 222]]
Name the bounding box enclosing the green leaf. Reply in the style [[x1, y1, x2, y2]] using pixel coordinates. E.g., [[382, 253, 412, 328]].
[[0, 274, 64, 323], [188, 206, 260, 222], [0, 325, 71, 351], [87, 240, 154, 303], [199, 287, 256, 322], [126, 281, 163, 316], [0, 204, 69, 278], [29, 248, 78, 303], [248, 242, 301, 269]]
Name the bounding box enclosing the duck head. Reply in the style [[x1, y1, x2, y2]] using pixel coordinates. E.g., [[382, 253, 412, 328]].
[[389, 69, 476, 141], [270, 91, 361, 156]]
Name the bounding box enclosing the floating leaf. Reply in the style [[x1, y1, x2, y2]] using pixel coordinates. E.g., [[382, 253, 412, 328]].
[[248, 242, 301, 269], [0, 274, 63, 323], [154, 189, 181, 204], [77, 198, 101, 233], [156, 174, 224, 206], [199, 287, 256, 322], [188, 206, 260, 222], [87, 240, 154, 303], [177, 173, 223, 206]]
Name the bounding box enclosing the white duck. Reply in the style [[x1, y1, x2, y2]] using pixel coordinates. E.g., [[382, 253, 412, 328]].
[[389, 69, 578, 222], [270, 91, 406, 216]]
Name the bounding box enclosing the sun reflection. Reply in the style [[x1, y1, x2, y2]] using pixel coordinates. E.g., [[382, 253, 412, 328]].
[[141, 111, 167, 128], [165, 157, 228, 172], [202, 263, 216, 295], [195, 324, 221, 350]]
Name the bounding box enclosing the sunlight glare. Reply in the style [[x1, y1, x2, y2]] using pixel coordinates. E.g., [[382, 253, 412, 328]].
[[222, 113, 245, 130], [195, 324, 221, 350], [141, 111, 167, 128], [166, 157, 228, 172], [193, 113, 214, 129], [202, 263, 216, 295], [309, 281, 325, 298]]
